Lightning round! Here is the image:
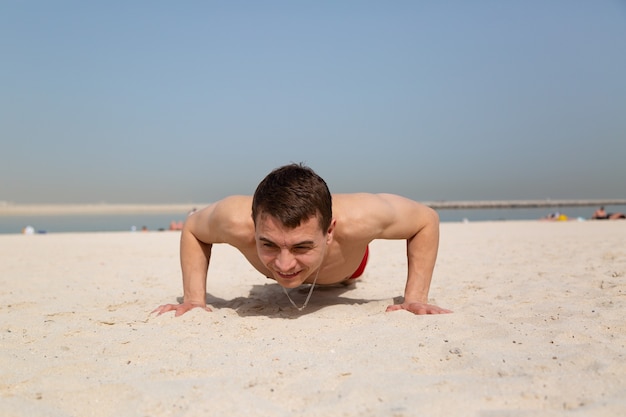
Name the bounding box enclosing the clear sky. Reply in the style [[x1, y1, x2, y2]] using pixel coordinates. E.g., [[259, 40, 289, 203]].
[[2, 1, 625, 204]]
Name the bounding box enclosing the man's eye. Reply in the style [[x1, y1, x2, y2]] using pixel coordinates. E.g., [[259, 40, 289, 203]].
[[293, 246, 311, 252]]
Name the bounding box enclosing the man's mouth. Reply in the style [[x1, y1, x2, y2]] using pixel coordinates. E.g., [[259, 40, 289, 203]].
[[276, 271, 301, 280]]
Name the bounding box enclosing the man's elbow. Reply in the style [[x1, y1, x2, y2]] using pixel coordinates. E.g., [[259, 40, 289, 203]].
[[424, 205, 439, 227]]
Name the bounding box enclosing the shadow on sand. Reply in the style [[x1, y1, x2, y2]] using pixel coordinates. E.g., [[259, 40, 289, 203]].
[[176, 283, 399, 319]]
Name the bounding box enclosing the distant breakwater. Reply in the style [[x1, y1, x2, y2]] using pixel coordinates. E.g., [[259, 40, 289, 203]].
[[425, 199, 626, 210], [0, 203, 207, 216]]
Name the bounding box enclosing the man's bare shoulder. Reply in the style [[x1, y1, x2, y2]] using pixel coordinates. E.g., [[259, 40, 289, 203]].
[[332, 193, 394, 239], [188, 196, 254, 244], [332, 193, 435, 240], [214, 195, 254, 213], [332, 193, 401, 213]]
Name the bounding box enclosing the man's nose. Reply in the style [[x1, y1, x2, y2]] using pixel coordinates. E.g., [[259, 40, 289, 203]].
[[275, 249, 296, 271]]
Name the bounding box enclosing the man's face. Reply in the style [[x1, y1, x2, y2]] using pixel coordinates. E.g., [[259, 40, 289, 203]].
[[255, 213, 333, 288]]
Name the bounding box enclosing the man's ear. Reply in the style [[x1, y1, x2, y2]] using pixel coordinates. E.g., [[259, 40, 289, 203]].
[[326, 219, 337, 243]]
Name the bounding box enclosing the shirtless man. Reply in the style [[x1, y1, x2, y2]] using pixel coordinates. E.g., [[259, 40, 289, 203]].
[[153, 163, 451, 316], [592, 207, 626, 220]]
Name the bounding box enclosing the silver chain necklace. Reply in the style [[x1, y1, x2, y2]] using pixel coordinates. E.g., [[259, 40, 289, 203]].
[[282, 268, 321, 311]]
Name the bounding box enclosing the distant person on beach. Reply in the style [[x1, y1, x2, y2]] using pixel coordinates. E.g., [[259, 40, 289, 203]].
[[541, 211, 568, 221], [592, 207, 626, 220], [153, 163, 451, 316], [169, 220, 184, 231]]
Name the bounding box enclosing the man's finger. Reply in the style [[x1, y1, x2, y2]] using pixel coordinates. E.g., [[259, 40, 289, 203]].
[[151, 304, 172, 315], [174, 305, 191, 317]]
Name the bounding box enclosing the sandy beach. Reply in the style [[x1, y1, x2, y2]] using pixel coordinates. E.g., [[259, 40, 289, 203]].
[[1, 220, 625, 416]]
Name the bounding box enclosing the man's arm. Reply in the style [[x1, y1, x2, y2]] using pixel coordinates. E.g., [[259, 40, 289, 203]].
[[152, 203, 218, 316], [375, 194, 452, 315]]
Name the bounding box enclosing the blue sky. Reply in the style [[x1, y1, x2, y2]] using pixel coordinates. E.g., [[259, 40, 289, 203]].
[[1, 1, 625, 204]]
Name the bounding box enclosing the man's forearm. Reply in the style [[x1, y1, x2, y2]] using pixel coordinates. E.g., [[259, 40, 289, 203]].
[[180, 228, 212, 305], [403, 214, 439, 303]]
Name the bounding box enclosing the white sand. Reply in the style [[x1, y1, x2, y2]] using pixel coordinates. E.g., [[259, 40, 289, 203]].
[[1, 220, 625, 416]]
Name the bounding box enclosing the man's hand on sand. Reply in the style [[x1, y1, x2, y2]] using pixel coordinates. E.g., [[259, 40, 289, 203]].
[[386, 301, 452, 315], [152, 302, 211, 317], [153, 301, 452, 316]]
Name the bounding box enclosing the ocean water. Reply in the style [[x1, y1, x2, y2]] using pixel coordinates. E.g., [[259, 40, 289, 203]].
[[2, 205, 624, 235], [0, 213, 188, 234]]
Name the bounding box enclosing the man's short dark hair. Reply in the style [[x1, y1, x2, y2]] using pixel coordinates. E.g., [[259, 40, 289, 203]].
[[252, 163, 332, 231]]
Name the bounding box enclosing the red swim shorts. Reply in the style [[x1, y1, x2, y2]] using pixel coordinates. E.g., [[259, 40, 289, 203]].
[[349, 246, 369, 279]]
